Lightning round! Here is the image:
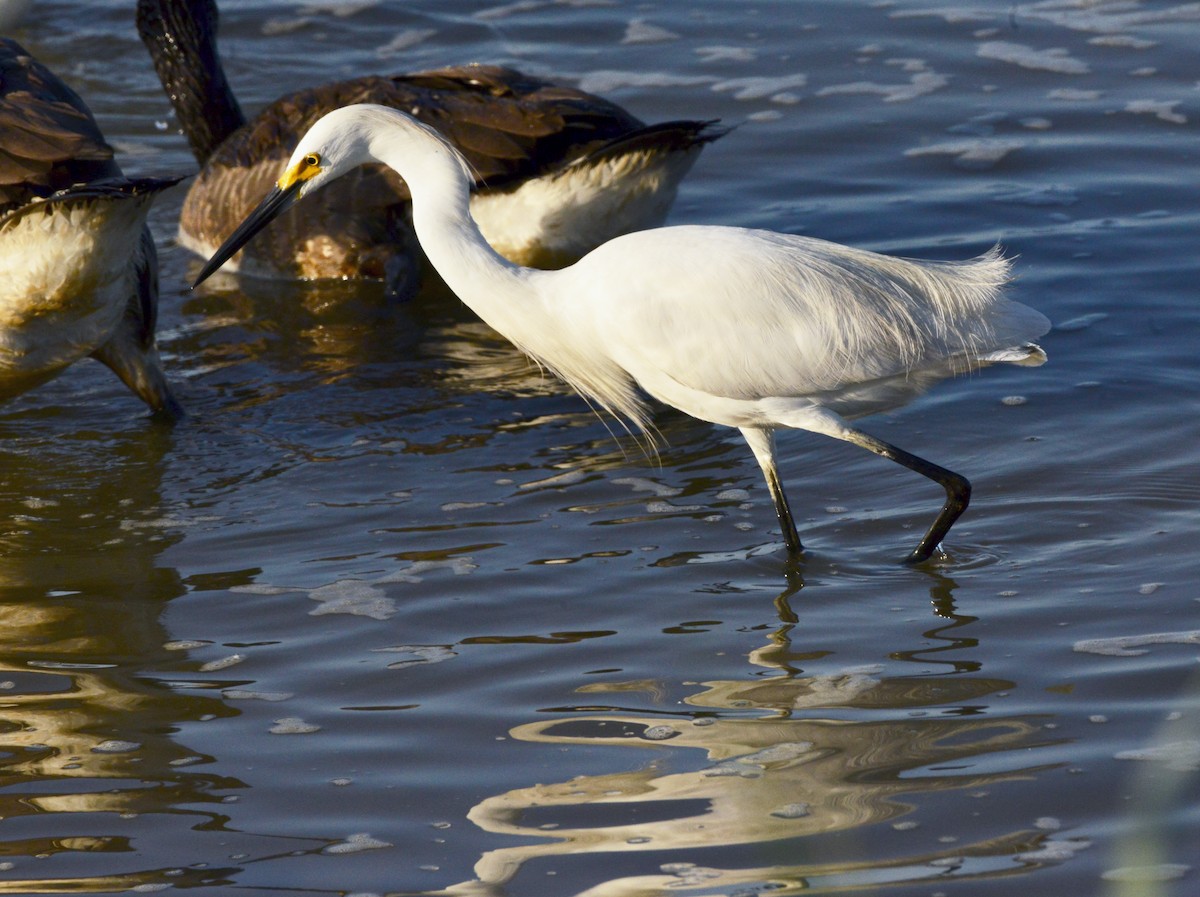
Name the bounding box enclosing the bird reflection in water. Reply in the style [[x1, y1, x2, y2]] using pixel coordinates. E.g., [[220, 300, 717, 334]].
[[0, 426, 239, 891], [428, 578, 1079, 896]]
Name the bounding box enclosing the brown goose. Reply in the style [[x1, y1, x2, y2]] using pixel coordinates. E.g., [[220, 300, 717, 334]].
[[137, 0, 725, 298], [0, 38, 181, 417]]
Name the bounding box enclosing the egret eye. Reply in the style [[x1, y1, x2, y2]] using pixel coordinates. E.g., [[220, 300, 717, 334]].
[[303, 153, 321, 168]]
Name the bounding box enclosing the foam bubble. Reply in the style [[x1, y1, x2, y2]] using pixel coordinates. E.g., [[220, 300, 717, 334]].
[[614, 477, 681, 497], [905, 138, 1024, 169], [978, 41, 1089, 75], [270, 717, 321, 735], [622, 18, 679, 44], [308, 579, 397, 620], [712, 74, 808, 100], [577, 70, 713, 95], [1125, 99, 1187, 124], [696, 46, 757, 63], [1101, 864, 1191, 883], [376, 29, 437, 58], [1073, 630, 1200, 656], [1114, 740, 1200, 772], [92, 740, 141, 753], [323, 832, 393, 854]]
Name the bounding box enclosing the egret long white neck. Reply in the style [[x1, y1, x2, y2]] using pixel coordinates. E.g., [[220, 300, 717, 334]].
[[342, 107, 645, 433], [365, 111, 537, 340]]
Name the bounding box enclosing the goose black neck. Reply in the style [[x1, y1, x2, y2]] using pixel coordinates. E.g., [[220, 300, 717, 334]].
[[137, 0, 245, 165]]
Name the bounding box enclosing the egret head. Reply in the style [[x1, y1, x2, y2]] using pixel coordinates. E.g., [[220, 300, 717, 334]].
[[191, 105, 379, 287]]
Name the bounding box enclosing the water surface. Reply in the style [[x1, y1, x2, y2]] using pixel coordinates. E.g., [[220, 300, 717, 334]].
[[2, 2, 1198, 895]]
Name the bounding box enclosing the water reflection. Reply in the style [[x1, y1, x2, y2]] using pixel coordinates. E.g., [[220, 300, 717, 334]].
[[0, 424, 239, 892], [435, 577, 1074, 896]]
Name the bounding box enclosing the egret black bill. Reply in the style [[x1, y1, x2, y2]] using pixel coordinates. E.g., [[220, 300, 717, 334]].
[[191, 179, 303, 288]]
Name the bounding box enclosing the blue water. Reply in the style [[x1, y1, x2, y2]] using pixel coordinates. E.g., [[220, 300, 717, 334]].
[[2, 1, 1198, 895]]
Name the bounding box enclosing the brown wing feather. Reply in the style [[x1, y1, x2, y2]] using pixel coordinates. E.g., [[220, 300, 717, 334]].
[[0, 38, 119, 211], [208, 64, 647, 189]]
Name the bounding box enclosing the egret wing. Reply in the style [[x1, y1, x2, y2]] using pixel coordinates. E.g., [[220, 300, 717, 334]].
[[573, 226, 1042, 403]]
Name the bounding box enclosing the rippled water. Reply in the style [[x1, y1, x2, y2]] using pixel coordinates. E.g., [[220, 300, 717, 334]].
[[3, 1, 1199, 895]]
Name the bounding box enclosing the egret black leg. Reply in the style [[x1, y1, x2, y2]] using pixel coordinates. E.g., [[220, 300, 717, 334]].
[[845, 430, 971, 563], [763, 460, 803, 553], [740, 427, 803, 553]]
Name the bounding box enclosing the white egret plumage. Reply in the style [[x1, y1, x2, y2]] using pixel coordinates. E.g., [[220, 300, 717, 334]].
[[194, 104, 1050, 562], [0, 38, 181, 417], [139, 0, 725, 298]]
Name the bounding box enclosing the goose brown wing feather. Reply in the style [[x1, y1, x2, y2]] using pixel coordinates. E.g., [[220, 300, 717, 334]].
[[209, 64, 649, 190], [0, 39, 119, 210]]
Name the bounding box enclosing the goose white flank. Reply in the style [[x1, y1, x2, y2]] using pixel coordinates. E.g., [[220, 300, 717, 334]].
[[0, 38, 181, 417]]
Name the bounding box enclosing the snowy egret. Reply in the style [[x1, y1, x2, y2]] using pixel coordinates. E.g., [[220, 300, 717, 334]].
[[0, 39, 181, 417], [194, 105, 1050, 562], [139, 0, 725, 298]]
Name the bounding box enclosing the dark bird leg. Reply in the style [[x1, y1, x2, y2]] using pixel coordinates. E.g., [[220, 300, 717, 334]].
[[741, 427, 803, 553], [842, 429, 971, 564]]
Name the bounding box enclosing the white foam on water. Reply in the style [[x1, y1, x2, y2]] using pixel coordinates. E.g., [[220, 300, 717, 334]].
[[645, 500, 703, 514], [375, 644, 457, 668], [270, 717, 321, 735], [715, 488, 749, 500], [300, 1, 379, 16], [613, 476, 681, 497], [376, 29, 438, 58], [712, 73, 808, 100], [1055, 312, 1107, 332], [818, 70, 948, 103], [378, 558, 478, 583], [1073, 630, 1200, 656], [904, 138, 1024, 170], [890, 8, 996, 25], [622, 18, 679, 44], [1089, 34, 1156, 49], [475, 0, 616, 20], [223, 689, 294, 702], [576, 70, 714, 94], [1048, 87, 1103, 101], [308, 579, 397, 620], [199, 654, 246, 672], [518, 468, 588, 490], [230, 583, 302, 595], [1023, 3, 1200, 34], [92, 740, 141, 753], [641, 725, 679, 740], [978, 41, 1090, 75], [1114, 740, 1200, 771], [1101, 864, 1191, 883], [992, 183, 1078, 207], [1125, 99, 1187, 124], [770, 802, 811, 818], [261, 17, 312, 36], [1017, 837, 1091, 863], [323, 832, 393, 854], [695, 45, 757, 63], [740, 742, 815, 765], [441, 501, 491, 511], [474, 0, 545, 20]]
